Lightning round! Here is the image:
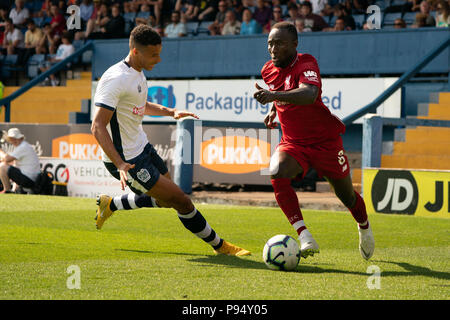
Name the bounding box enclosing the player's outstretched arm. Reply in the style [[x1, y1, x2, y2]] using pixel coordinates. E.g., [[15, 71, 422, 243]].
[[144, 101, 199, 119]]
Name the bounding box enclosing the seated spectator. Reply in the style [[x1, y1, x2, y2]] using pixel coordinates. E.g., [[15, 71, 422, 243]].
[[37, 0, 52, 19], [0, 128, 40, 194], [325, 16, 347, 31], [264, 5, 283, 33], [332, 3, 355, 30], [198, 0, 219, 21], [310, 0, 327, 15], [285, 3, 299, 23], [299, 1, 328, 31], [39, 31, 74, 86], [417, 0, 436, 26], [49, 3, 66, 37], [175, 0, 200, 22], [394, 17, 407, 28], [135, 3, 152, 26], [435, 0, 450, 27], [9, 0, 30, 29], [295, 18, 311, 33], [231, 0, 244, 21], [240, 8, 262, 34], [412, 12, 429, 27], [208, 0, 228, 35], [161, 0, 180, 25], [253, 0, 272, 28], [20, 18, 43, 63], [80, 0, 95, 28], [83, 2, 110, 39], [36, 23, 59, 54], [88, 5, 125, 39], [164, 10, 187, 37], [221, 9, 241, 35], [1, 18, 25, 55]]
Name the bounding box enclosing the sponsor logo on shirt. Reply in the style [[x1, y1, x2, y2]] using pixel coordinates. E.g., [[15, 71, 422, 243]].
[[132, 105, 145, 117], [303, 70, 319, 83]]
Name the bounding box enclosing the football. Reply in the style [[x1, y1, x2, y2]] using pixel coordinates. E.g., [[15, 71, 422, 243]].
[[262, 234, 301, 271]]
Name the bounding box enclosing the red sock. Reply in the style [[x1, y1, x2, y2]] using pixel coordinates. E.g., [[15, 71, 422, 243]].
[[271, 178, 305, 235], [349, 191, 369, 228]]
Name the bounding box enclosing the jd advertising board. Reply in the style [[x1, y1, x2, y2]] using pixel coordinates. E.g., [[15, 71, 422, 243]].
[[363, 168, 450, 218]]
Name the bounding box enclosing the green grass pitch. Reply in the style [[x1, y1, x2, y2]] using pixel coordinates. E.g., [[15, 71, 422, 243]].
[[0, 194, 449, 300]]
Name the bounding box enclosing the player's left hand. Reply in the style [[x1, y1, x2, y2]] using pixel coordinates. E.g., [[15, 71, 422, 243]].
[[173, 110, 200, 120], [254, 83, 275, 105]]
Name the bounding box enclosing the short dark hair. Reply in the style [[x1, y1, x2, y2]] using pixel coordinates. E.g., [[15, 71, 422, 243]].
[[302, 1, 312, 10], [130, 24, 161, 47], [272, 21, 298, 41]]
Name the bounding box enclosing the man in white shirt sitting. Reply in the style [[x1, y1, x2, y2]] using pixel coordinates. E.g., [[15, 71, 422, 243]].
[[0, 128, 41, 194], [164, 11, 187, 38]]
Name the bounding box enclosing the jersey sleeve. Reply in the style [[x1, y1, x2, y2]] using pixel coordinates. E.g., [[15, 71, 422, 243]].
[[9, 143, 25, 161], [94, 74, 122, 111], [297, 54, 321, 88]]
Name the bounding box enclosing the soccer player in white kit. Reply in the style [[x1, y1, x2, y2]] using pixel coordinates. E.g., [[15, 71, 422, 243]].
[[91, 25, 250, 256]]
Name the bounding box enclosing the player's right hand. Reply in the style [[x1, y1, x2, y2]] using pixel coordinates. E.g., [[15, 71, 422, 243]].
[[117, 162, 135, 190], [264, 112, 278, 129]]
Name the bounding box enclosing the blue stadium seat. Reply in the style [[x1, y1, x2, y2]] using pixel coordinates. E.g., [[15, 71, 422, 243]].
[[2, 55, 24, 84], [403, 11, 416, 25], [430, 11, 437, 19], [390, 0, 407, 6], [383, 12, 402, 27], [136, 11, 150, 19], [82, 50, 93, 65], [27, 54, 46, 78], [280, 4, 288, 17], [374, 0, 388, 11], [186, 22, 199, 36], [353, 14, 366, 29], [329, 15, 337, 27]]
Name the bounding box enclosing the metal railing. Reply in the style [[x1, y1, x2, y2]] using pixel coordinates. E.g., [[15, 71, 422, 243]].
[[343, 35, 450, 126], [0, 41, 94, 122]]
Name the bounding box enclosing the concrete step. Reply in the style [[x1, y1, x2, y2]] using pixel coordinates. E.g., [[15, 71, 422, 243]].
[[381, 154, 450, 170], [404, 127, 450, 142], [392, 141, 450, 155]]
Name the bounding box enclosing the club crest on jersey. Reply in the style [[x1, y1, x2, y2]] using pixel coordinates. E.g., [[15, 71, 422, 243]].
[[137, 168, 151, 183], [138, 84, 142, 93], [303, 70, 319, 82], [284, 75, 292, 89]]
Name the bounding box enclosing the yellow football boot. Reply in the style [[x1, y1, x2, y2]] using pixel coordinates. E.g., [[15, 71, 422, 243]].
[[95, 194, 114, 230], [214, 240, 251, 256]]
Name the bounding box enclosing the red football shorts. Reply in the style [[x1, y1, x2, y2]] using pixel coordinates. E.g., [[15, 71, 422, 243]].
[[276, 136, 350, 180]]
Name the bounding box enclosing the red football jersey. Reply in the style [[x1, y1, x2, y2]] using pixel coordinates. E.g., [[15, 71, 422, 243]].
[[261, 53, 345, 145]]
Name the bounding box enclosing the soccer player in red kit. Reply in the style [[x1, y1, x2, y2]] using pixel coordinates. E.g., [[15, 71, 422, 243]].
[[254, 22, 374, 260]]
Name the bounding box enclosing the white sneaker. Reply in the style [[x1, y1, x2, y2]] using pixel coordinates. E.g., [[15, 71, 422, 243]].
[[298, 229, 320, 258], [358, 223, 375, 260]]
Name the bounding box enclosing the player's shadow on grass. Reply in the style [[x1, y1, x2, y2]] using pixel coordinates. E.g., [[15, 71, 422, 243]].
[[373, 260, 450, 281], [115, 248, 209, 257]]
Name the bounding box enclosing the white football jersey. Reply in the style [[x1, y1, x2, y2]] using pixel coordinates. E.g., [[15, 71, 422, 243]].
[[94, 60, 149, 162]]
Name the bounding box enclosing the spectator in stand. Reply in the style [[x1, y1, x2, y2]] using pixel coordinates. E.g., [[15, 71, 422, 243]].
[[49, 3, 66, 37], [1, 18, 24, 55], [295, 17, 311, 33], [326, 16, 347, 31], [331, 3, 355, 30], [9, 0, 30, 29], [253, 0, 272, 28], [208, 0, 228, 35], [39, 31, 75, 86], [285, 3, 299, 23], [161, 0, 180, 25], [164, 10, 187, 37], [88, 5, 125, 38], [80, 0, 95, 30], [135, 3, 152, 26], [231, 0, 244, 21], [299, 1, 328, 31], [310, 0, 328, 15], [0, 6, 9, 27], [84, 2, 110, 39], [175, 0, 200, 22], [221, 9, 240, 34], [264, 4, 283, 33], [21, 18, 43, 63], [394, 17, 407, 28], [198, 0, 219, 21], [37, 0, 52, 19], [0, 128, 40, 194], [435, 0, 450, 27], [412, 12, 427, 27], [36, 22, 58, 54], [240, 7, 262, 34], [417, 0, 436, 26]]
